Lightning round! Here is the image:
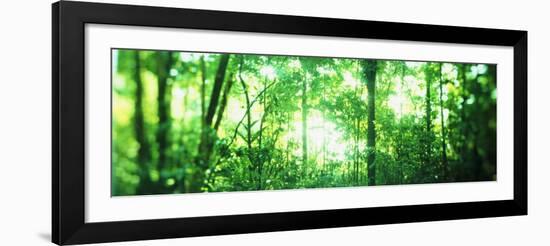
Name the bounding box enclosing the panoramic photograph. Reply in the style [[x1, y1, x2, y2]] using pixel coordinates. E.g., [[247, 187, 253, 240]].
[[111, 48, 497, 196]]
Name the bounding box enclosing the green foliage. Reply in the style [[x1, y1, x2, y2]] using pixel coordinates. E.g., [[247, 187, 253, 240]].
[[112, 49, 497, 196]]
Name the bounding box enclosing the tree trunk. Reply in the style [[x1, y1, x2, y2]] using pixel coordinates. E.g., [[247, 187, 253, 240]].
[[398, 62, 405, 183], [355, 116, 360, 184], [322, 83, 327, 176], [200, 55, 207, 130], [356, 100, 363, 183], [438, 63, 448, 180], [363, 60, 377, 186], [176, 89, 189, 193], [238, 68, 253, 155], [471, 69, 482, 180], [205, 54, 230, 127], [156, 52, 173, 176], [256, 69, 274, 190], [424, 63, 433, 180], [460, 64, 469, 166], [194, 54, 230, 191], [237, 59, 256, 187], [133, 51, 152, 194], [287, 111, 295, 182], [301, 73, 308, 173], [213, 73, 234, 131]]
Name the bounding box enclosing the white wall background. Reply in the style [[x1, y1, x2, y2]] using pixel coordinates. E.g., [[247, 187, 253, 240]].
[[0, 0, 547, 245]]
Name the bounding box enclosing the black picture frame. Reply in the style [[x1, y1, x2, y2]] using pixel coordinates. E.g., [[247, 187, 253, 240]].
[[52, 1, 527, 245]]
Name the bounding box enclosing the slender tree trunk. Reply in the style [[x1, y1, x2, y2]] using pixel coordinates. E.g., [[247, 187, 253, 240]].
[[194, 54, 230, 191], [398, 62, 405, 183], [200, 55, 207, 130], [286, 112, 291, 166], [438, 64, 448, 180], [287, 111, 295, 183], [156, 52, 173, 174], [322, 82, 327, 177], [354, 80, 360, 185], [213, 73, 234, 131], [238, 59, 255, 186], [460, 64, 469, 166], [355, 117, 360, 184], [257, 74, 270, 190], [422, 63, 433, 182], [471, 70, 482, 180], [208, 74, 235, 186], [363, 60, 377, 186], [239, 76, 252, 156], [204, 54, 230, 127], [176, 90, 188, 193], [301, 74, 308, 174], [133, 51, 152, 194]]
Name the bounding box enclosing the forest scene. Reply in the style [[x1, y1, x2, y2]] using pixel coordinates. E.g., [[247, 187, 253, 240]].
[[112, 48, 497, 196]]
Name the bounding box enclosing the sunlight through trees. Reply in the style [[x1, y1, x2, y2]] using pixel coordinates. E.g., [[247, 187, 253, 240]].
[[112, 49, 497, 196]]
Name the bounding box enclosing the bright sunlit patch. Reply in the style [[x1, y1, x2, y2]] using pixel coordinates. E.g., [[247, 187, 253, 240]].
[[388, 77, 404, 118], [405, 75, 423, 97], [169, 68, 178, 77], [112, 94, 133, 126], [469, 65, 479, 77], [171, 88, 186, 119], [226, 97, 247, 124], [388, 75, 419, 118], [342, 71, 361, 88], [288, 59, 301, 69], [388, 94, 407, 118], [260, 66, 277, 80], [442, 63, 457, 78], [317, 66, 335, 76], [112, 74, 126, 91], [179, 53, 195, 62], [476, 64, 488, 74], [405, 61, 424, 69], [289, 112, 347, 163]]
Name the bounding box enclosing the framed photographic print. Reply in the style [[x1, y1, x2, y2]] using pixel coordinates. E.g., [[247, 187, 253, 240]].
[[52, 1, 527, 245]]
